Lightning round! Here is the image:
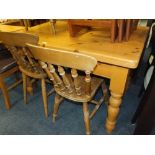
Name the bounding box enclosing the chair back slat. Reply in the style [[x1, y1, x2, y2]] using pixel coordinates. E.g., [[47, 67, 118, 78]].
[[7, 46, 25, 66], [0, 32, 39, 46]]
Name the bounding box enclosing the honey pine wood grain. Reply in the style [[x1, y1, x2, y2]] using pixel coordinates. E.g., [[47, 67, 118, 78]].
[[26, 21, 149, 69], [0, 25, 25, 32]]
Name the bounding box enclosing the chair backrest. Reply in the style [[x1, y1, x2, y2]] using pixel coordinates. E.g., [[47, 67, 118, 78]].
[[27, 43, 97, 96], [0, 31, 43, 74], [0, 32, 38, 46]]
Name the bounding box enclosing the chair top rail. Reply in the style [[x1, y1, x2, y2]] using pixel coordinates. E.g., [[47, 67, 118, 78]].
[[27, 43, 97, 72]]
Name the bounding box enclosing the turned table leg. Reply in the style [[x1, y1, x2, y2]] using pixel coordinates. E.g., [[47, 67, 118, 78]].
[[105, 91, 123, 133], [105, 66, 129, 133]]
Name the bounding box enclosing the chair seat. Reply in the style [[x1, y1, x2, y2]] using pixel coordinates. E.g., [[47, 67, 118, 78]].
[[55, 74, 103, 102], [0, 57, 16, 74], [19, 66, 47, 79]]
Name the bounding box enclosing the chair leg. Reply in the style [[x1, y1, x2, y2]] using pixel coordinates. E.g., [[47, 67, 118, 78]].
[[101, 81, 109, 105], [14, 71, 20, 82], [41, 78, 48, 118], [22, 72, 27, 104], [83, 102, 90, 135], [0, 78, 11, 109], [52, 93, 63, 122], [27, 77, 34, 95]]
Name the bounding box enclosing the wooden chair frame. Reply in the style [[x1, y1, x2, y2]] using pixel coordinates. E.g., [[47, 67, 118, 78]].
[[0, 32, 53, 117], [0, 65, 22, 109], [27, 43, 109, 134]]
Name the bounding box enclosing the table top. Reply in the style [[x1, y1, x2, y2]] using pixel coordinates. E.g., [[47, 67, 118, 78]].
[[1, 21, 149, 69], [0, 24, 25, 32]]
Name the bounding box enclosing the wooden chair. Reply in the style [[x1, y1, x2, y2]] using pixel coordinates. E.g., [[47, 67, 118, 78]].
[[27, 44, 109, 135], [0, 43, 22, 109], [0, 32, 50, 118]]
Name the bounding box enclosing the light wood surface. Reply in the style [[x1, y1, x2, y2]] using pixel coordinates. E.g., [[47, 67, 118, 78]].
[[0, 25, 24, 32], [0, 21, 149, 133], [0, 31, 39, 46], [27, 21, 149, 69]]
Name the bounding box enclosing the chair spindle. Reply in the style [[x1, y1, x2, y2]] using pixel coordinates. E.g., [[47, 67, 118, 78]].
[[71, 68, 81, 95], [48, 64, 65, 91], [40, 61, 58, 87], [23, 47, 42, 74], [58, 66, 73, 93], [85, 71, 91, 96]]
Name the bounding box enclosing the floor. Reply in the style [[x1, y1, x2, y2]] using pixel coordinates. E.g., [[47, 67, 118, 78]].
[[0, 47, 154, 135]]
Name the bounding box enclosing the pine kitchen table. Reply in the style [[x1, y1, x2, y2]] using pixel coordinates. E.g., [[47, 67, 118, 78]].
[[13, 21, 150, 133]]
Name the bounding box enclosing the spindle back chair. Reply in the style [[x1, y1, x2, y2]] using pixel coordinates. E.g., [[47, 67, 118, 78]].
[[0, 32, 50, 118], [27, 43, 109, 134]]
